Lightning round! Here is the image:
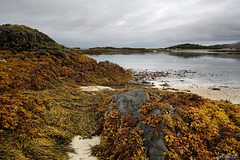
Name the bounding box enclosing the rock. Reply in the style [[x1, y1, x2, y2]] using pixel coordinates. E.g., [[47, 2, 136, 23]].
[[112, 89, 147, 116], [99, 60, 116, 67], [74, 65, 81, 72], [51, 51, 68, 58], [0, 24, 65, 51], [22, 92, 30, 95], [107, 89, 168, 160], [160, 83, 170, 87]]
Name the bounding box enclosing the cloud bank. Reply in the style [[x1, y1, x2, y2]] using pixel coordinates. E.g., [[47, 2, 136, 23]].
[[1, 0, 240, 48]]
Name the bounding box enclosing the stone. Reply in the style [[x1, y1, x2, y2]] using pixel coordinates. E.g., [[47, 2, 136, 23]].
[[107, 89, 168, 160], [56, 51, 68, 58]]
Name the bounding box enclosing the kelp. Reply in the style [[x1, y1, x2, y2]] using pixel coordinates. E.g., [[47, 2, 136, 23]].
[[0, 47, 132, 159], [0, 49, 132, 93], [0, 83, 122, 159], [92, 108, 147, 160], [145, 89, 240, 159]]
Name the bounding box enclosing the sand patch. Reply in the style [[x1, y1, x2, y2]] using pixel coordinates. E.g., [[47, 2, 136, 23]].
[[68, 86, 114, 160], [68, 136, 101, 160], [80, 86, 114, 91]]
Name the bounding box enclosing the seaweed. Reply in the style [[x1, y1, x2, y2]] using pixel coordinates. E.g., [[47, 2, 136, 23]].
[[93, 89, 240, 159]]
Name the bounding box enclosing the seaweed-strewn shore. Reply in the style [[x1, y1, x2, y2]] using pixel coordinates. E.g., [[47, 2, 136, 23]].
[[0, 24, 133, 159], [1, 24, 240, 160], [132, 70, 240, 104]]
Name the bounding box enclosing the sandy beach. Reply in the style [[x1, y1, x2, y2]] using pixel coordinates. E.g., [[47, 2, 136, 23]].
[[154, 82, 240, 104], [80, 86, 115, 91]]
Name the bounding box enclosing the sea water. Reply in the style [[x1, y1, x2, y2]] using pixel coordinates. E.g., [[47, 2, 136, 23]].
[[88, 52, 240, 88]]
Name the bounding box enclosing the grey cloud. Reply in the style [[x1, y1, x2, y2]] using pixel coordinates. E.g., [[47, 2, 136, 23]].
[[1, 0, 240, 48]]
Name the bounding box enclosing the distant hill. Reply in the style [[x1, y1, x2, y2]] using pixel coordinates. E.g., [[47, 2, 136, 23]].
[[230, 41, 240, 45], [167, 42, 240, 50], [223, 41, 240, 49], [87, 47, 153, 54], [166, 43, 221, 49], [0, 24, 66, 51]]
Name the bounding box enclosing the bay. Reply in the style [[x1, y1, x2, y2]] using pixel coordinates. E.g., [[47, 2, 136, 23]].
[[88, 52, 240, 88]]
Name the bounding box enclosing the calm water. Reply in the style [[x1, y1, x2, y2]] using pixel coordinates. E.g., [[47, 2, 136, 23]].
[[88, 52, 240, 88]]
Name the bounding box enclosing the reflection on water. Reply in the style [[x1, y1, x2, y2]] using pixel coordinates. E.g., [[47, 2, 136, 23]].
[[167, 52, 240, 59], [88, 52, 240, 88]]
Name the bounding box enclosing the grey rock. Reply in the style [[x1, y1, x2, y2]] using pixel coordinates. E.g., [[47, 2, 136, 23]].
[[212, 87, 220, 91], [57, 52, 68, 58], [74, 65, 81, 72], [22, 92, 30, 95], [112, 89, 147, 117], [51, 51, 68, 58], [108, 89, 168, 160]]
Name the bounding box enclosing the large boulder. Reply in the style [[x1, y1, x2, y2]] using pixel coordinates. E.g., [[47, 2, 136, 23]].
[[108, 89, 168, 160]]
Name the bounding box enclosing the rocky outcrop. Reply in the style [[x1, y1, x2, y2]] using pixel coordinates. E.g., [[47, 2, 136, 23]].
[[0, 24, 65, 51], [108, 89, 168, 160]]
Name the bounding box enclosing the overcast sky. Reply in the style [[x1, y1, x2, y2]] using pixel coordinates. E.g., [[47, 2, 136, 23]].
[[1, 0, 240, 48]]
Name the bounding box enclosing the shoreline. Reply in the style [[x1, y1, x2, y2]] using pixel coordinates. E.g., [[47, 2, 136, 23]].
[[133, 70, 240, 104], [153, 82, 240, 104], [68, 84, 239, 160]]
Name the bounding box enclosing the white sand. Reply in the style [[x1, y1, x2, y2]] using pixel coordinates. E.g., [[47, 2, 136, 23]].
[[80, 86, 114, 91], [154, 82, 240, 104], [68, 136, 101, 160], [69, 86, 114, 160]]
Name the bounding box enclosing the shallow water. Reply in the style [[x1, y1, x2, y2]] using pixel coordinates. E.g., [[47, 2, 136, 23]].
[[88, 52, 240, 88]]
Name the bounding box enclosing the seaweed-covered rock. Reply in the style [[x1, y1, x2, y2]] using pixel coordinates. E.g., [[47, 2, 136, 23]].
[[107, 89, 168, 160], [0, 24, 65, 51]]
